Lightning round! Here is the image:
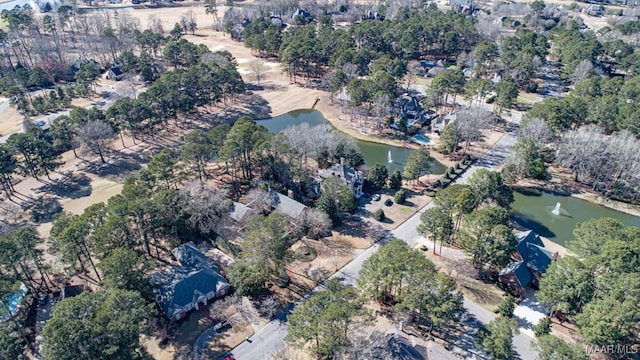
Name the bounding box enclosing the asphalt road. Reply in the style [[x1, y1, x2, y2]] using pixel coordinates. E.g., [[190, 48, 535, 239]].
[[231, 114, 538, 360]]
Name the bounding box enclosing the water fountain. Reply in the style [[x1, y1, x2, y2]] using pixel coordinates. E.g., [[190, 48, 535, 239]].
[[551, 202, 562, 216], [387, 150, 393, 163]]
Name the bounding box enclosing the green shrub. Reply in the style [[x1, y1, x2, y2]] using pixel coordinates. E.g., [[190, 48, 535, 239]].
[[533, 317, 552, 337], [373, 209, 385, 221], [497, 296, 516, 318], [274, 268, 290, 288], [394, 189, 406, 204], [293, 246, 317, 262], [496, 281, 520, 297]]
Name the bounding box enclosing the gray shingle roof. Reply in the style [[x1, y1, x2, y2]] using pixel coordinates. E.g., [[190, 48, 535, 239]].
[[500, 230, 557, 289], [151, 242, 230, 318], [268, 190, 307, 219], [499, 260, 532, 288], [230, 201, 251, 223]]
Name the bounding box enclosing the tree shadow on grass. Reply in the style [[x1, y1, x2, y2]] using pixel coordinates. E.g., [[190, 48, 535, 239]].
[[27, 196, 62, 223], [80, 150, 150, 183], [35, 173, 92, 199], [216, 94, 273, 124]]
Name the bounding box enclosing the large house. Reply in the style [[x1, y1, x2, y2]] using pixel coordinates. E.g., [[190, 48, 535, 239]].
[[318, 160, 365, 199], [498, 230, 558, 295], [151, 242, 230, 321], [267, 189, 308, 219]]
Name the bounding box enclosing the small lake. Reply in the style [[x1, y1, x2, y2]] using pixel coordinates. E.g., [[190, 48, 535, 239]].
[[511, 188, 640, 246], [257, 110, 446, 174]]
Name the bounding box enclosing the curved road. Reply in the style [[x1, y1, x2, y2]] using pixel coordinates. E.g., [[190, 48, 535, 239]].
[[231, 112, 539, 360]]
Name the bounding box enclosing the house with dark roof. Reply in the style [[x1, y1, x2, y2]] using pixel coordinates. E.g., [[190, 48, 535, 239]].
[[362, 10, 385, 21], [318, 159, 365, 199], [449, 0, 477, 14], [290, 8, 313, 20], [585, 4, 604, 16], [499, 230, 558, 295], [150, 242, 230, 321], [106, 66, 123, 81], [68, 58, 98, 79]]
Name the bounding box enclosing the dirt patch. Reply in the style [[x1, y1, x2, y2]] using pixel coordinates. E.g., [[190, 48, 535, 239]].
[[142, 335, 177, 360], [326, 231, 373, 249]]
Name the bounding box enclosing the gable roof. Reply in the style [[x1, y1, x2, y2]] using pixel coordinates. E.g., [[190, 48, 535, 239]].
[[500, 230, 558, 289], [108, 66, 123, 76], [172, 242, 212, 269], [526, 243, 555, 274], [515, 230, 545, 259], [427, 66, 446, 77], [151, 242, 230, 318], [267, 190, 307, 219], [499, 260, 531, 288], [318, 163, 363, 189], [230, 201, 251, 223]]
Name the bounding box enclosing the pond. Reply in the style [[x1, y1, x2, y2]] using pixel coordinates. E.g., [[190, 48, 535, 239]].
[[511, 187, 640, 246], [257, 110, 446, 174]]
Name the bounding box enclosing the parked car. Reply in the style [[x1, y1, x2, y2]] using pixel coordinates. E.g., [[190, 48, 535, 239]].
[[384, 199, 393, 206], [373, 194, 381, 201], [214, 320, 231, 332]]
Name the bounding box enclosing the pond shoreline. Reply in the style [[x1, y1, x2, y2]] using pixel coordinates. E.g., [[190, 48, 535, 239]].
[[306, 93, 458, 169], [513, 180, 640, 218]]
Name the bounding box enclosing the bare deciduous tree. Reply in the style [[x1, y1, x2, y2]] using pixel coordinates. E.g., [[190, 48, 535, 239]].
[[180, 11, 198, 35], [258, 295, 281, 320], [571, 59, 594, 85], [342, 63, 358, 81], [405, 60, 423, 88], [475, 12, 503, 41], [209, 293, 241, 322], [75, 120, 116, 163], [250, 60, 267, 86], [295, 208, 332, 239], [340, 330, 394, 360], [147, 15, 165, 34], [182, 182, 233, 235], [556, 126, 640, 193], [455, 107, 494, 153], [520, 117, 553, 147]]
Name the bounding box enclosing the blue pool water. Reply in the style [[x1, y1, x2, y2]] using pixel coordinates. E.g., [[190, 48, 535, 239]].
[[1, 284, 26, 321], [412, 134, 431, 145]]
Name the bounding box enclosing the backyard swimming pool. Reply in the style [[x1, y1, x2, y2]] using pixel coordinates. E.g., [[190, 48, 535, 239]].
[[1, 283, 26, 321], [412, 134, 431, 145]]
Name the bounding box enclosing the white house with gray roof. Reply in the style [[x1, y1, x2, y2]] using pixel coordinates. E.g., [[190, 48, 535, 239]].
[[318, 160, 364, 199]]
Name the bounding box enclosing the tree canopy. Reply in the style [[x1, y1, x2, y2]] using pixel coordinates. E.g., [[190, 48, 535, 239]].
[[41, 289, 154, 360]]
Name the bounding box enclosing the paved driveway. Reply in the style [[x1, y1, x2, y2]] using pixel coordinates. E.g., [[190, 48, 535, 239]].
[[231, 112, 539, 360]]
